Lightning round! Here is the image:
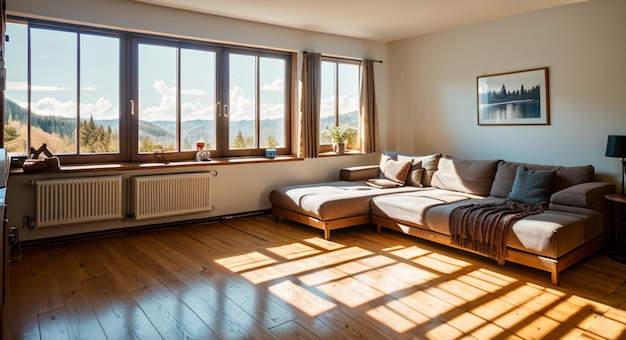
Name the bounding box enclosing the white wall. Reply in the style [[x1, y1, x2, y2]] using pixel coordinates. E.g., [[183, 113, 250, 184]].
[[387, 0, 626, 185], [6, 0, 385, 241]]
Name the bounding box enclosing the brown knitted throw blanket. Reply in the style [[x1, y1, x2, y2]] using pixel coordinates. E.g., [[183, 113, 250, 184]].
[[449, 199, 546, 265]]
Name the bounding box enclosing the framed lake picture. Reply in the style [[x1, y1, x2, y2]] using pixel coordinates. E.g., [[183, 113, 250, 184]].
[[477, 67, 549, 125]]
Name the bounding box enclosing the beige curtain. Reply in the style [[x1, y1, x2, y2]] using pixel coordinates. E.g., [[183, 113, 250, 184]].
[[298, 52, 322, 158], [359, 59, 379, 153]]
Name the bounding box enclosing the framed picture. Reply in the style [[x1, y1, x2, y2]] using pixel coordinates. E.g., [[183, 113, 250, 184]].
[[477, 67, 549, 125]]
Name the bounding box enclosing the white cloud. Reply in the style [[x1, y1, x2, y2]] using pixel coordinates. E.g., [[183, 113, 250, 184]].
[[80, 97, 117, 120], [30, 96, 76, 118], [229, 85, 254, 121], [7, 81, 70, 92], [182, 88, 209, 96], [320, 94, 359, 122], [260, 102, 284, 120], [338, 94, 359, 114], [261, 78, 284, 92], [181, 101, 214, 120], [81, 86, 98, 91], [142, 81, 215, 121], [141, 80, 176, 121]]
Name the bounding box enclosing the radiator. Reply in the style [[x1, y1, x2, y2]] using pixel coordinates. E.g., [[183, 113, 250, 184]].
[[131, 171, 217, 221], [34, 175, 123, 228]]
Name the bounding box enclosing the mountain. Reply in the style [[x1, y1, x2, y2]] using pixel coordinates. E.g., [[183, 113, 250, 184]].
[[4, 97, 360, 150]]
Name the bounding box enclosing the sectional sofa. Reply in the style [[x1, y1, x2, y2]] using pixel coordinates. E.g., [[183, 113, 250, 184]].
[[269, 152, 615, 285]]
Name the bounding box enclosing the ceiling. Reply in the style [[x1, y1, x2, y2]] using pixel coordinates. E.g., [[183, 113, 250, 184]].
[[133, 0, 589, 42]]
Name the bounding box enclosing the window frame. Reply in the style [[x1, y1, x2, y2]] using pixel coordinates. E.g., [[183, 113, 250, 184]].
[[4, 16, 293, 164], [319, 56, 362, 153]]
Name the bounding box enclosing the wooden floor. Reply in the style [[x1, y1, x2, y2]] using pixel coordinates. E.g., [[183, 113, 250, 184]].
[[5, 215, 626, 339]]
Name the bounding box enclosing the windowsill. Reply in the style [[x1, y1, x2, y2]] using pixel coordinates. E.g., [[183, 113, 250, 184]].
[[318, 150, 363, 157], [9, 155, 304, 175]]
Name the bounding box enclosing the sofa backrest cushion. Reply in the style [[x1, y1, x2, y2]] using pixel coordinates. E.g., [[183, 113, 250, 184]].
[[397, 153, 441, 187], [490, 161, 595, 197], [507, 166, 556, 204], [431, 157, 499, 196]]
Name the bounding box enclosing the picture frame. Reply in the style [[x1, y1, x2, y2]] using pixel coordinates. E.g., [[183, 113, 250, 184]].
[[477, 67, 549, 126]]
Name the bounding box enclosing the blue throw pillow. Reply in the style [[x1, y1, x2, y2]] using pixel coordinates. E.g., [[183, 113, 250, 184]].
[[507, 166, 556, 204]]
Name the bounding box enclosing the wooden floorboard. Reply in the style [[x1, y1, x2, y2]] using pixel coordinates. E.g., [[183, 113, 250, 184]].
[[6, 215, 626, 339]]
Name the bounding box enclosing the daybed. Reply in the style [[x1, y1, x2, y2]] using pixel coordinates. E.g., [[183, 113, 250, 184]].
[[269, 152, 615, 284]]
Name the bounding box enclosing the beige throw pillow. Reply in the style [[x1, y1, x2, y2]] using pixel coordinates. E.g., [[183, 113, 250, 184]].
[[367, 155, 412, 188], [400, 159, 424, 187], [397, 154, 441, 187]]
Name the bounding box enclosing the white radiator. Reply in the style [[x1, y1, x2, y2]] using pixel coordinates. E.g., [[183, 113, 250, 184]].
[[131, 171, 217, 221], [34, 175, 123, 228]]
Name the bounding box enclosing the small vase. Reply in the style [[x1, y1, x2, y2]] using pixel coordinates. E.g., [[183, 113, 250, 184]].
[[195, 141, 210, 161], [333, 142, 346, 155], [265, 148, 276, 159]]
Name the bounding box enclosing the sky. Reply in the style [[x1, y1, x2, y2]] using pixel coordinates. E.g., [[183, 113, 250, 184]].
[[5, 22, 360, 125]]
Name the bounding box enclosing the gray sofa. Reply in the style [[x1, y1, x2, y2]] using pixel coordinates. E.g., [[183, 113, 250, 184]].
[[269, 152, 615, 285]]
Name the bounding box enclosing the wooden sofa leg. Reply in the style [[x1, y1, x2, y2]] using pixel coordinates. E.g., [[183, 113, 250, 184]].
[[376, 225, 382, 235], [551, 271, 560, 286], [324, 229, 331, 240]]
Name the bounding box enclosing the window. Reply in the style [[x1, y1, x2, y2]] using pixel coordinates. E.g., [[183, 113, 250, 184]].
[[224, 50, 288, 157], [320, 58, 361, 152], [4, 18, 292, 163], [4, 21, 122, 163]]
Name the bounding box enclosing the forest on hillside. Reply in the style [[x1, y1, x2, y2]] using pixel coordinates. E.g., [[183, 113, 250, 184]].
[[3, 98, 358, 154]]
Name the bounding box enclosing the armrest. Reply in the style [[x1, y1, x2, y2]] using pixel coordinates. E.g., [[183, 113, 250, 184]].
[[339, 165, 379, 181], [550, 182, 615, 208]]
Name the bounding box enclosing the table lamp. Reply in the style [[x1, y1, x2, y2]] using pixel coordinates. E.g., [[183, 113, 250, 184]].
[[606, 135, 626, 195]]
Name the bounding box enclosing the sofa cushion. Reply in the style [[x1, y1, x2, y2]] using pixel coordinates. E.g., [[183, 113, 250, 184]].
[[431, 157, 499, 196], [490, 161, 595, 197], [371, 155, 412, 188], [507, 166, 556, 204], [397, 154, 441, 187], [270, 181, 420, 220], [399, 159, 423, 187], [379, 195, 591, 259]]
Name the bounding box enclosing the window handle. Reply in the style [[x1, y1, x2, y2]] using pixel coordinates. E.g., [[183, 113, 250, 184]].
[[223, 104, 229, 118], [130, 99, 135, 115]]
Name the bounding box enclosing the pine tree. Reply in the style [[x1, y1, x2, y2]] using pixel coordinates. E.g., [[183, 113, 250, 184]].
[[233, 130, 246, 149]]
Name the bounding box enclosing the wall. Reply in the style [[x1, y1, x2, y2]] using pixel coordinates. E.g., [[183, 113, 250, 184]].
[[5, 0, 385, 241], [387, 0, 626, 185]]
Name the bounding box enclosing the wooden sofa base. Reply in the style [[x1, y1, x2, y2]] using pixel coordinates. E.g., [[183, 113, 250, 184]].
[[272, 206, 371, 240], [372, 215, 611, 285]]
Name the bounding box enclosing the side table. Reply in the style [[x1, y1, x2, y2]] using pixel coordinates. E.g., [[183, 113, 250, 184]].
[[606, 193, 626, 263]]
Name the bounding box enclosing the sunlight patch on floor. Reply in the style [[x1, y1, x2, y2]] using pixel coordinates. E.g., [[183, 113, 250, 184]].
[[302, 237, 345, 251], [266, 242, 321, 260], [298, 255, 396, 286], [268, 280, 337, 317], [240, 247, 374, 284], [366, 304, 418, 333], [214, 251, 277, 273], [316, 276, 385, 307], [585, 309, 626, 339]]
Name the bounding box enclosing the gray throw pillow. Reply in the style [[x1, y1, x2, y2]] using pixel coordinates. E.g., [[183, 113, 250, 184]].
[[507, 166, 556, 204]]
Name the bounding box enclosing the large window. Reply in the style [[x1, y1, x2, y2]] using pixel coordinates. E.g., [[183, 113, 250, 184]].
[[320, 58, 361, 152], [4, 22, 122, 162], [3, 19, 292, 163]]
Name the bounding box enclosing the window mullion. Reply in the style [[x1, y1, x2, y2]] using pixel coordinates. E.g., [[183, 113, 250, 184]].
[[76, 32, 81, 155], [176, 47, 181, 152], [255, 56, 260, 148], [27, 25, 32, 153], [334, 62, 339, 127]]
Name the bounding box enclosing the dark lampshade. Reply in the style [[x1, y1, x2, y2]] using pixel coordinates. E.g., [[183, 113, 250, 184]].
[[606, 135, 626, 158]]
